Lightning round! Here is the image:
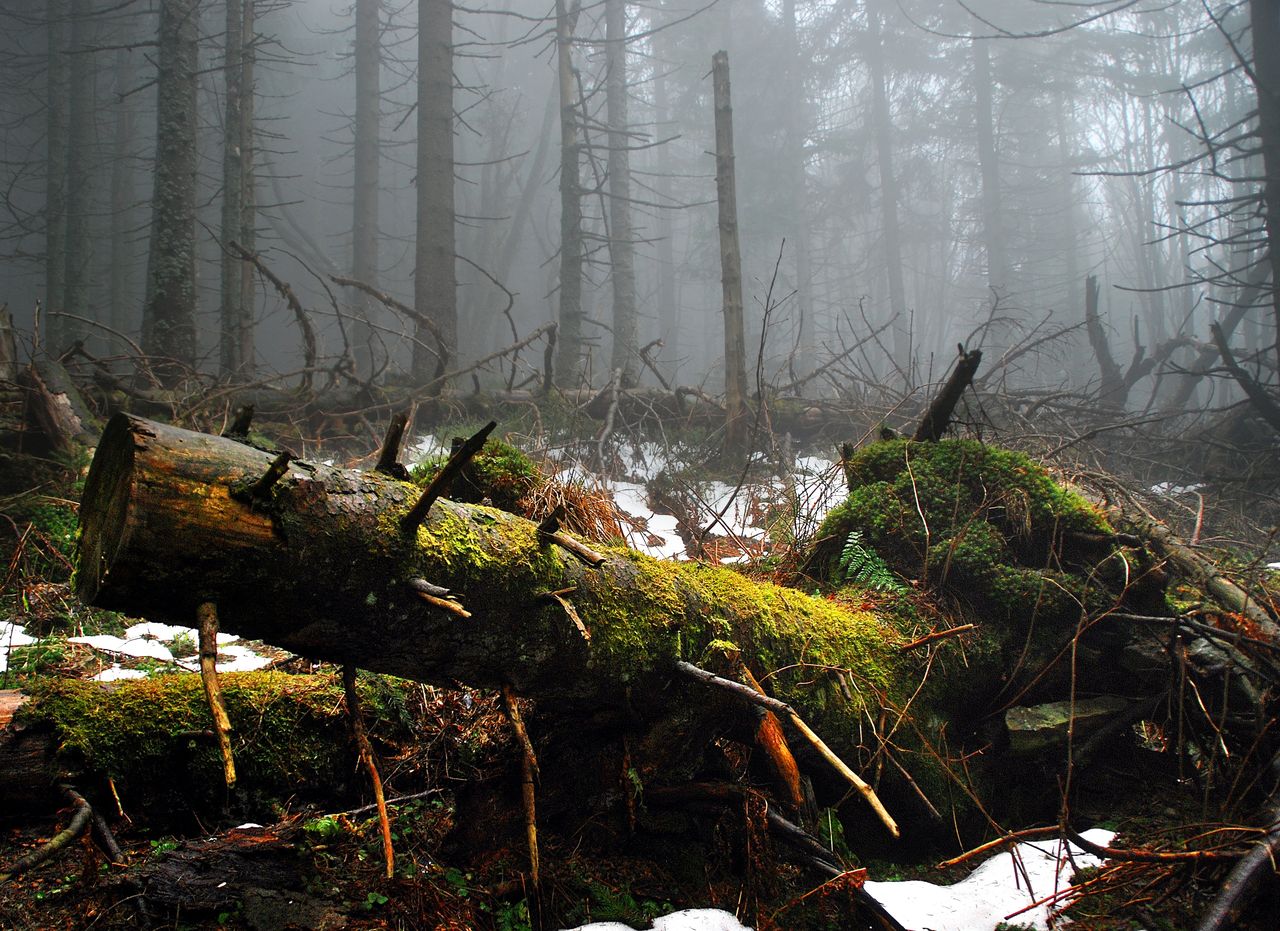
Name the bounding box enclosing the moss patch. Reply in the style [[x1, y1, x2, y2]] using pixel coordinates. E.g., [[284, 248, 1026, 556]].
[[19, 672, 416, 818]]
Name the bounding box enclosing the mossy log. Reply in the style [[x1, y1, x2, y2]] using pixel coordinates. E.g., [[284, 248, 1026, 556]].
[[73, 415, 1171, 844], [78, 414, 904, 718]]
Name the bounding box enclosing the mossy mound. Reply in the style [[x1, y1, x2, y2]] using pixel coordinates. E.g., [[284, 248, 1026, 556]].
[[411, 437, 541, 512], [18, 672, 417, 821], [814, 440, 1130, 716]]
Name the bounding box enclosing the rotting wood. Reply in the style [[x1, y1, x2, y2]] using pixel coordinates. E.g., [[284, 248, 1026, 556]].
[[374, 410, 410, 477], [913, 344, 982, 441]]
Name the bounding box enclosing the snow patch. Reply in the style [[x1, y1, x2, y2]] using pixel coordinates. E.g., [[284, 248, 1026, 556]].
[[176, 644, 273, 673], [1, 622, 39, 673], [564, 909, 752, 931], [862, 828, 1115, 931], [92, 664, 149, 682], [69, 634, 174, 662]]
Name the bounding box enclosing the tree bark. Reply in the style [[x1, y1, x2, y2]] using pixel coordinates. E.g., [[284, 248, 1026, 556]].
[[553, 0, 584, 385], [605, 0, 639, 388], [45, 0, 69, 351], [62, 0, 95, 352], [220, 0, 251, 378], [413, 0, 457, 382], [712, 51, 749, 457], [1249, 0, 1280, 367], [78, 414, 905, 717], [352, 0, 381, 380], [865, 0, 908, 372], [108, 45, 138, 354], [141, 0, 199, 381], [973, 38, 1007, 298]]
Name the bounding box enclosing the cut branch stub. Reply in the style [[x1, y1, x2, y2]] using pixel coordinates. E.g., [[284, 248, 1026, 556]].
[[400, 420, 496, 534], [408, 578, 471, 619], [222, 404, 255, 440], [375, 411, 410, 478], [538, 505, 606, 567], [237, 449, 294, 503], [913, 345, 982, 442]]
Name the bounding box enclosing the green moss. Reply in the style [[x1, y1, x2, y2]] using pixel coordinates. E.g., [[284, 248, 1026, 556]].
[[19, 672, 415, 814], [411, 437, 542, 512], [815, 438, 1129, 723]]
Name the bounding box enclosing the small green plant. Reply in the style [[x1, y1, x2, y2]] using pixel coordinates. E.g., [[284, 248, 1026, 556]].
[[361, 891, 389, 911], [4, 642, 66, 677], [303, 816, 343, 840], [486, 899, 532, 931], [833, 531, 906, 594], [149, 836, 179, 856]]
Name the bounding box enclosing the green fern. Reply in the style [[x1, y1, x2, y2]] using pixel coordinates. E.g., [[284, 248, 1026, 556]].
[[834, 530, 904, 593]]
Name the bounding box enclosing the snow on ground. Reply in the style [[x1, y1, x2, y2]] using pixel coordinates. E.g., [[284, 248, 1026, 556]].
[[561, 830, 1113, 931], [175, 643, 273, 673], [68, 634, 175, 662], [92, 664, 149, 682], [564, 908, 752, 931], [862, 828, 1115, 931], [1150, 481, 1205, 496], [0, 620, 272, 679], [0, 621, 38, 673]]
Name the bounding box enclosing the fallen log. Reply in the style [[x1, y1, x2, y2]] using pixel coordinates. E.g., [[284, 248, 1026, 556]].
[[71, 415, 1196, 850], [76, 415, 934, 831]]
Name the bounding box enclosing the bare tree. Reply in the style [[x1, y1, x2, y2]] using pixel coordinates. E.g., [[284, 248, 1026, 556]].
[[141, 0, 199, 379], [412, 0, 456, 382], [605, 0, 638, 387]]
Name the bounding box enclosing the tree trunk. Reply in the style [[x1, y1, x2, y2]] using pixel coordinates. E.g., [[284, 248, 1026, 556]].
[[605, 0, 639, 388], [782, 0, 814, 382], [62, 0, 95, 352], [413, 0, 457, 382], [108, 45, 138, 354], [712, 51, 749, 457], [352, 0, 380, 379], [973, 38, 1007, 298], [220, 0, 250, 377], [45, 0, 69, 352], [141, 0, 199, 381], [553, 0, 584, 385], [78, 414, 902, 715], [1251, 0, 1280, 367], [238, 0, 256, 369], [865, 0, 908, 373]]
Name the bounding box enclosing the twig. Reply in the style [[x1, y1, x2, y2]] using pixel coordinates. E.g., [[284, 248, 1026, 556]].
[[197, 602, 236, 789], [501, 685, 541, 888], [900, 624, 976, 652], [673, 660, 899, 837], [537, 505, 606, 567], [0, 789, 93, 883], [343, 666, 394, 879]]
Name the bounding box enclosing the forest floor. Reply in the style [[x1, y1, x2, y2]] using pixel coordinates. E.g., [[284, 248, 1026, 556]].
[[3, 383, 1280, 931]]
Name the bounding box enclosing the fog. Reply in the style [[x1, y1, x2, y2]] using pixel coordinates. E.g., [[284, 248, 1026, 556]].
[[0, 0, 1267, 418]]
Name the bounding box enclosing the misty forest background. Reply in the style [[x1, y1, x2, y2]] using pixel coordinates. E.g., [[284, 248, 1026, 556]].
[[3, 0, 1280, 468]]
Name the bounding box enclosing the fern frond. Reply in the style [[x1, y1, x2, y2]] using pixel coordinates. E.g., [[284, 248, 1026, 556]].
[[834, 530, 904, 593]]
